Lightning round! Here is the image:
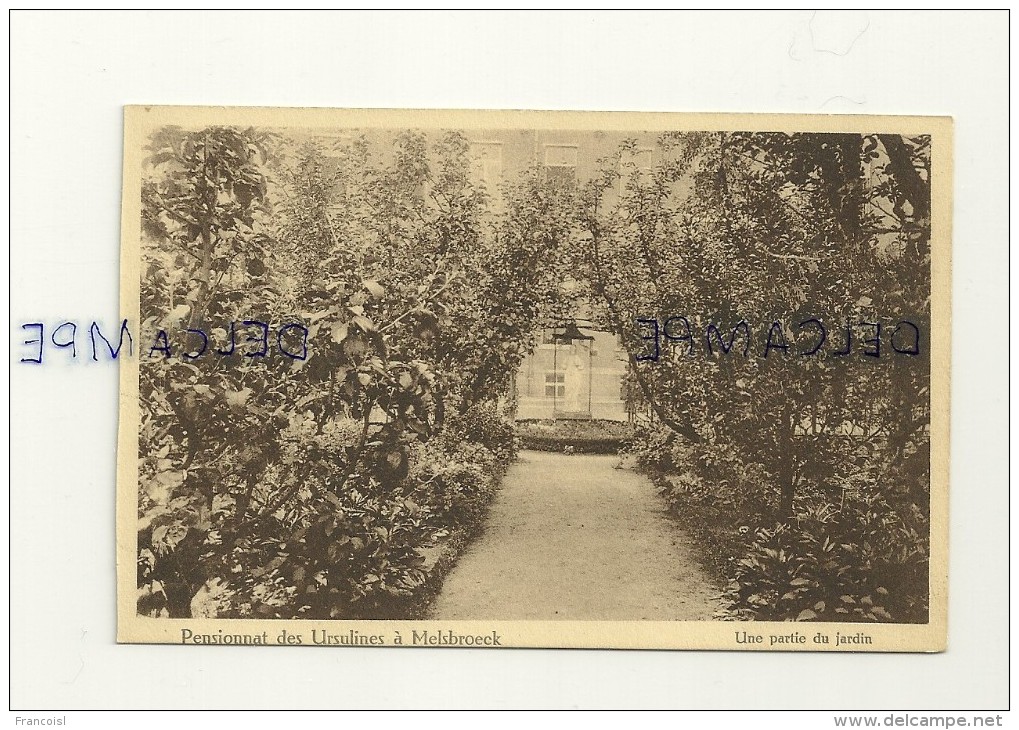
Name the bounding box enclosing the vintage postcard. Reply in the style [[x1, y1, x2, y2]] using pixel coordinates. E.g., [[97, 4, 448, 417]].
[[116, 106, 950, 650]]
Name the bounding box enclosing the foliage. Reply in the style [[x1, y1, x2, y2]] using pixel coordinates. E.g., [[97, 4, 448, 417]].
[[408, 405, 516, 532], [443, 403, 517, 463], [137, 126, 552, 619], [140, 126, 275, 331], [634, 414, 929, 623], [136, 123, 933, 624], [602, 132, 932, 621], [517, 419, 635, 454], [626, 421, 684, 474], [723, 492, 929, 623], [577, 132, 930, 512]]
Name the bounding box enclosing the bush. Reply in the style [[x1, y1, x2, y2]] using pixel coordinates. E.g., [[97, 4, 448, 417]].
[[444, 404, 517, 464], [630, 423, 773, 515], [141, 453, 437, 620], [627, 422, 929, 624], [408, 439, 502, 536], [723, 491, 929, 623], [140, 402, 512, 621], [136, 126, 560, 622], [436, 460, 496, 528], [243, 486, 432, 620], [626, 422, 681, 470], [516, 418, 634, 454]]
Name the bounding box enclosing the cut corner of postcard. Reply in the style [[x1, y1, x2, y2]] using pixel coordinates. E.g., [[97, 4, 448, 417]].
[[116, 106, 950, 651]]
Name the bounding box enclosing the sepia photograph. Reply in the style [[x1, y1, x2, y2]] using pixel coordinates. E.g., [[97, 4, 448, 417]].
[[13, 7, 1008, 716], [117, 107, 949, 649]]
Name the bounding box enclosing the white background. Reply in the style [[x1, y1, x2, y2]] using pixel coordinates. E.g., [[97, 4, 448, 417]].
[[8, 10, 1010, 710]]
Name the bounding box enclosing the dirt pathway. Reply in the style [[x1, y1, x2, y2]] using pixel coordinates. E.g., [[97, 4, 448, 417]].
[[428, 450, 721, 620]]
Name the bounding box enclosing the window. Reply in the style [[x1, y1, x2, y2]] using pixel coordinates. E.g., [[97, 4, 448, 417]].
[[619, 146, 654, 193], [544, 372, 565, 398], [544, 144, 578, 184], [470, 142, 503, 192]]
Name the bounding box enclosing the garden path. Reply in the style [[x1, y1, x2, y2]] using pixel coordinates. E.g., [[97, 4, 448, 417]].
[[428, 450, 722, 620]]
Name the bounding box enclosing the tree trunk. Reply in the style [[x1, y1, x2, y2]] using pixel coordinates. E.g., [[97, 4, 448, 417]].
[[625, 352, 701, 443], [585, 222, 702, 443], [186, 134, 216, 333], [186, 217, 214, 332], [778, 400, 796, 518], [879, 134, 930, 222]]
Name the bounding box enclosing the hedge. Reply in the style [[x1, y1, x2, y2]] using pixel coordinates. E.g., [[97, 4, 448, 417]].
[[514, 418, 634, 454]]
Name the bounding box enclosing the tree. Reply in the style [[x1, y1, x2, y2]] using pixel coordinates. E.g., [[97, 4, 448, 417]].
[[136, 126, 569, 619], [141, 126, 274, 332], [576, 131, 930, 518], [573, 130, 932, 621]]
